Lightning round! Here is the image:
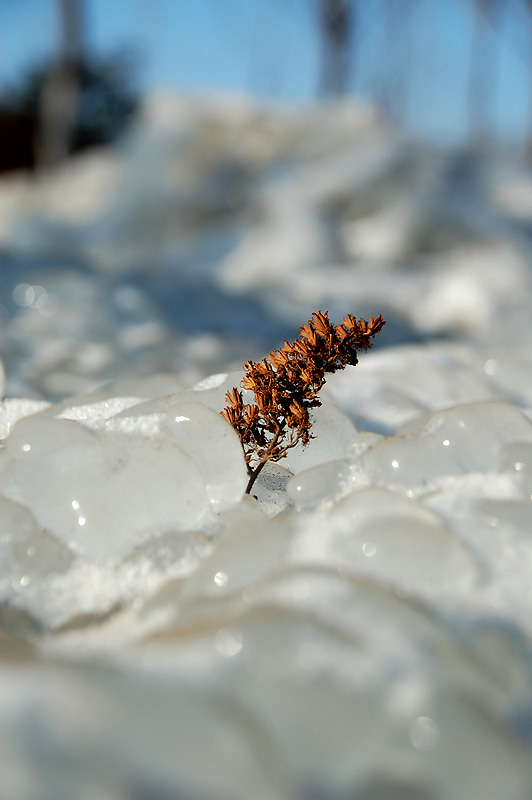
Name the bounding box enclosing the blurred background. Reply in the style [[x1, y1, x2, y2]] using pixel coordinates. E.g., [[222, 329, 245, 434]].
[[1, 0, 532, 399]]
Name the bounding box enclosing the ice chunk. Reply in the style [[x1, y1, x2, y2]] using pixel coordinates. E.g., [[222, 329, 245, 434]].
[[499, 441, 532, 475], [178, 369, 248, 413], [0, 398, 51, 439], [10, 528, 213, 632], [0, 415, 210, 561], [0, 495, 72, 592], [357, 401, 532, 491], [290, 488, 478, 595], [325, 346, 499, 434], [344, 430, 385, 459], [109, 398, 248, 510], [287, 458, 354, 509], [250, 463, 293, 514], [399, 400, 532, 442], [279, 400, 357, 472], [175, 512, 289, 603], [0, 662, 290, 800]]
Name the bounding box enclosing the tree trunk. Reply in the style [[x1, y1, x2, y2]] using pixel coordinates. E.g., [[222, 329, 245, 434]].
[[318, 0, 353, 97], [36, 0, 84, 168]]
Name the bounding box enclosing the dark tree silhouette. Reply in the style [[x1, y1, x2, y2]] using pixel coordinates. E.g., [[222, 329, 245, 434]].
[[468, 0, 502, 144], [318, 0, 354, 96], [37, 0, 85, 167]]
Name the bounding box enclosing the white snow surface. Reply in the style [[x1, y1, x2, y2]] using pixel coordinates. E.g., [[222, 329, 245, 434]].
[[2, 93, 532, 800]]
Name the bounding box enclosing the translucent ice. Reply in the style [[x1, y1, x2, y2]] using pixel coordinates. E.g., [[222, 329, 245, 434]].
[[0, 398, 51, 439], [180, 370, 247, 413], [499, 441, 532, 475], [110, 396, 248, 510], [157, 511, 289, 609], [355, 401, 532, 492], [0, 495, 72, 594], [279, 399, 358, 472], [290, 487, 479, 595], [286, 458, 355, 509], [0, 414, 210, 561]]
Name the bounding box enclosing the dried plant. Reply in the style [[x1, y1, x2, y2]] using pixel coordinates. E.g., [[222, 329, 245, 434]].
[[222, 310, 385, 494]]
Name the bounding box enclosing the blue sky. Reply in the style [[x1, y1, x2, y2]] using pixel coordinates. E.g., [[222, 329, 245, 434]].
[[0, 0, 530, 146]]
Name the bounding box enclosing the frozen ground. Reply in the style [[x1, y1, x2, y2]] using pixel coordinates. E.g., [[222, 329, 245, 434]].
[[1, 93, 532, 799]]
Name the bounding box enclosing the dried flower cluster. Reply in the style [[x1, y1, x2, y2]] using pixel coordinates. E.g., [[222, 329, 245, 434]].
[[222, 311, 385, 494]]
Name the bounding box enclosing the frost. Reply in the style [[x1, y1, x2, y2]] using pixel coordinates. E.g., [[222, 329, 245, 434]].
[[0, 398, 51, 439]]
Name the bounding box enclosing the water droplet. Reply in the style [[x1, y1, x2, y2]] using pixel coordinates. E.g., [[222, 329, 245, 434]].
[[19, 575, 31, 587], [39, 292, 58, 316], [214, 571, 228, 587], [242, 586, 259, 604], [78, 516, 86, 527], [409, 716, 439, 751], [214, 628, 243, 657], [362, 542, 377, 557], [391, 460, 399, 469], [22, 444, 31, 452], [484, 359, 498, 376], [442, 439, 450, 447], [32, 286, 47, 310], [13, 283, 33, 306], [71, 499, 80, 511]]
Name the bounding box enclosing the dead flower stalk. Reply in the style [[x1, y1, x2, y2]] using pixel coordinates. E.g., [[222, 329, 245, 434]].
[[221, 311, 385, 494]]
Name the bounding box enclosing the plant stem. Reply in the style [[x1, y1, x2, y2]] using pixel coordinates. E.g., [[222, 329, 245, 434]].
[[245, 459, 268, 494], [245, 423, 282, 495]]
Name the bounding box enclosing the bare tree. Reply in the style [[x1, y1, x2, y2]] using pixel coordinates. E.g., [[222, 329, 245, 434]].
[[374, 0, 416, 126], [468, 0, 502, 145], [36, 0, 84, 168], [318, 0, 354, 96]]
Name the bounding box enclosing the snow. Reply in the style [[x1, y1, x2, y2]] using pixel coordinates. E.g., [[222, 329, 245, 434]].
[[1, 92, 532, 799]]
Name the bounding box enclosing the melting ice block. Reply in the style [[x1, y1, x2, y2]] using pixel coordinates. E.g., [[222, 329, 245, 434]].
[[279, 400, 358, 472], [110, 396, 248, 510], [355, 401, 532, 491], [0, 414, 211, 561], [286, 458, 354, 509], [0, 398, 51, 439], [290, 487, 479, 595], [0, 495, 72, 591]]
